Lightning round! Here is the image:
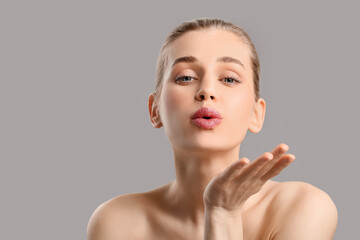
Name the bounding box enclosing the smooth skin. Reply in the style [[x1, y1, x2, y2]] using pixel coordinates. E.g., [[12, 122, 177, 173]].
[[203, 145, 294, 213], [87, 29, 338, 240]]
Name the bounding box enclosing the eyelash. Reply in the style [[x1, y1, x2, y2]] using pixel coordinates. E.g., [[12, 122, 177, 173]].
[[175, 75, 242, 85]]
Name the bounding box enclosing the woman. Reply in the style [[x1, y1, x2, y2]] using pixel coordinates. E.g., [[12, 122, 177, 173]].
[[87, 18, 338, 240]]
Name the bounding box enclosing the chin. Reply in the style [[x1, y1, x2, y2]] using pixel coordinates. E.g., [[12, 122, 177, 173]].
[[176, 136, 234, 152]]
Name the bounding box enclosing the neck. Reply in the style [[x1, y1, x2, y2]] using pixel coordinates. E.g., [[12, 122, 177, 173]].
[[165, 144, 241, 226]]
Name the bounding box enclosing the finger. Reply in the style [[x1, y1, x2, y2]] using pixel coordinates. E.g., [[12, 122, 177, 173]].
[[276, 143, 290, 154], [231, 158, 250, 170], [260, 154, 295, 181], [254, 143, 289, 177], [271, 143, 289, 160], [238, 152, 274, 179], [221, 158, 249, 181], [231, 153, 274, 184]]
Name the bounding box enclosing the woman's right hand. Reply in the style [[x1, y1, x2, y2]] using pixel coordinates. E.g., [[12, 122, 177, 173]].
[[203, 143, 295, 214]]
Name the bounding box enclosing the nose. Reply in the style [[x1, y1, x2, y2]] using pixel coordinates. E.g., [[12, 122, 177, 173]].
[[195, 77, 217, 101], [196, 91, 215, 101]]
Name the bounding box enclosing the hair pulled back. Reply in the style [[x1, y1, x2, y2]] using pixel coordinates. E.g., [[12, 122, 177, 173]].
[[153, 18, 260, 106]]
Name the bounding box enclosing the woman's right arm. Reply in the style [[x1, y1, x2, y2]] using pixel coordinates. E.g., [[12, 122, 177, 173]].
[[204, 206, 244, 240], [203, 143, 295, 240]]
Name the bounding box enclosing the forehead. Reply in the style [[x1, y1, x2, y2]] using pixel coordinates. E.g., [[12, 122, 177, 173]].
[[167, 29, 251, 69]]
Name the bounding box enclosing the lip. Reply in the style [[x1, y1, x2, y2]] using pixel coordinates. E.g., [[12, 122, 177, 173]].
[[191, 107, 223, 129], [191, 107, 223, 119]]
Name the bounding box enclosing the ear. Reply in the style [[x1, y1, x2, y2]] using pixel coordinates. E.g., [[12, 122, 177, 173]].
[[248, 98, 266, 133], [148, 92, 163, 128]]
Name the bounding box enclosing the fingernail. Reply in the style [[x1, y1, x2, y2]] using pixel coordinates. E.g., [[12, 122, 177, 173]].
[[280, 146, 288, 154], [265, 152, 273, 160]]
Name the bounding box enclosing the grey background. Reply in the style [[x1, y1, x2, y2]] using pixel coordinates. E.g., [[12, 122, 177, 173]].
[[1, 0, 358, 239]]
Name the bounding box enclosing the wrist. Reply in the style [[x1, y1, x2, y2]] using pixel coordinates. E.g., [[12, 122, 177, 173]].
[[204, 207, 243, 240], [204, 204, 244, 219]]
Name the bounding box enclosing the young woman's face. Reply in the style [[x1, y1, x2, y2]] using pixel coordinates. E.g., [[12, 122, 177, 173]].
[[155, 29, 265, 152]]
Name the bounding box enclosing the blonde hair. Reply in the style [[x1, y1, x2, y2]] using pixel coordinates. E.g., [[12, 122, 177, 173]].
[[153, 18, 260, 106]]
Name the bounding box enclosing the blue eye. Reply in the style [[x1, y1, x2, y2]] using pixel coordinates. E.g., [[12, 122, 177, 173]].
[[223, 77, 242, 85], [175, 75, 242, 85], [175, 75, 196, 83]]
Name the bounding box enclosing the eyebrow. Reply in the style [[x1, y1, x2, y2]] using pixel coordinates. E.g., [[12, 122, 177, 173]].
[[171, 55, 245, 70]]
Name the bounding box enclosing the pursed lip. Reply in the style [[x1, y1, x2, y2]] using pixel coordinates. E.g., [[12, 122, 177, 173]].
[[191, 107, 223, 119]]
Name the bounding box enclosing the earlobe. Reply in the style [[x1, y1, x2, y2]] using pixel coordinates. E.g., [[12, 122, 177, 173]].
[[148, 92, 163, 128], [248, 98, 266, 133]]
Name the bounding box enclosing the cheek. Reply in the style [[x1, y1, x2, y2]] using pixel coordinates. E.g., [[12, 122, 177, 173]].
[[161, 86, 182, 111], [226, 91, 254, 125], [159, 85, 193, 146], [222, 94, 254, 145], [159, 84, 189, 123]]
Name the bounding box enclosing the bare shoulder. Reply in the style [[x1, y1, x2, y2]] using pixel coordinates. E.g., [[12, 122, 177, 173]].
[[270, 181, 335, 202], [87, 193, 149, 240], [269, 181, 338, 239]]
